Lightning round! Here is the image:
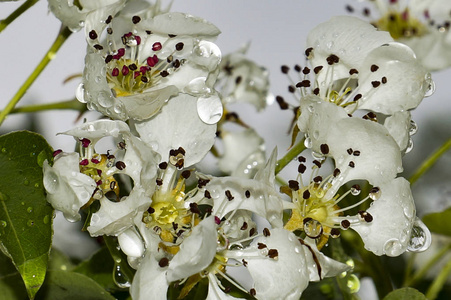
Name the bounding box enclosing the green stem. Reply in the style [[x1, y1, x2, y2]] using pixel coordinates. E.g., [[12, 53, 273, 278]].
[[0, 25, 72, 127], [404, 243, 451, 287], [275, 138, 306, 174], [409, 136, 451, 185], [4, 99, 84, 114], [0, 0, 39, 33], [425, 253, 451, 300]]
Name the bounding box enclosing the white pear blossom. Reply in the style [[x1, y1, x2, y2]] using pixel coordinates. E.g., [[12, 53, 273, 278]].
[[43, 120, 160, 238], [216, 44, 272, 110], [281, 16, 431, 151], [282, 125, 429, 256], [218, 128, 266, 178], [130, 152, 349, 299], [78, 3, 222, 121], [352, 0, 451, 71]]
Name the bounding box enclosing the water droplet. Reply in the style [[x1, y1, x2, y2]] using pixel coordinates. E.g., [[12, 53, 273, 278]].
[[27, 207, 33, 213], [304, 137, 312, 148], [97, 91, 114, 108], [197, 95, 223, 125], [383, 239, 403, 256], [405, 138, 414, 154], [113, 264, 131, 288], [43, 169, 59, 193], [347, 274, 360, 293], [423, 73, 435, 97], [1, 148, 7, 153], [407, 218, 431, 253], [76, 83, 86, 103], [186, 77, 210, 94], [304, 219, 323, 238], [326, 41, 334, 49], [29, 152, 36, 158], [369, 187, 381, 200], [409, 120, 418, 136], [1, 220, 7, 227], [350, 186, 361, 196], [43, 215, 50, 224], [27, 220, 35, 227], [23, 180, 30, 186], [37, 150, 48, 167], [397, 166, 404, 173], [34, 183, 40, 188]]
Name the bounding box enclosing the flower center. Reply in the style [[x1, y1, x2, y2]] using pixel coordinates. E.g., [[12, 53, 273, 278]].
[[152, 202, 179, 225], [375, 10, 425, 40]]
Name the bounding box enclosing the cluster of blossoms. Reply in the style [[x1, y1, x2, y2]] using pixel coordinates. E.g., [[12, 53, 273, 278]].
[[42, 1, 433, 299]]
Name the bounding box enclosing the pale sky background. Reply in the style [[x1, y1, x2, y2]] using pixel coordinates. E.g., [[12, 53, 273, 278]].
[[1, 1, 450, 296]]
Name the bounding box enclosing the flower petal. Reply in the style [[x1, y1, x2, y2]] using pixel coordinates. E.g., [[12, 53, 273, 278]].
[[135, 94, 217, 167], [166, 216, 217, 282], [43, 153, 96, 222], [352, 177, 416, 256], [384, 111, 412, 152]]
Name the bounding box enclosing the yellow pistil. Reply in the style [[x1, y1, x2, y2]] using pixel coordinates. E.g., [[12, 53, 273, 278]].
[[375, 10, 426, 40]]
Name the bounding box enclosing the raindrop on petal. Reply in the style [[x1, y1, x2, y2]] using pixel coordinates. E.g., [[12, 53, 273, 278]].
[[407, 218, 431, 253], [383, 239, 403, 256], [76, 83, 86, 103], [197, 95, 223, 125], [113, 264, 131, 288], [423, 73, 435, 97], [409, 120, 418, 136]]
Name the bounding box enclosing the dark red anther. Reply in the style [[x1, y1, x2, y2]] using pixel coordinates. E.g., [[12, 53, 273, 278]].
[[147, 55, 159, 67], [91, 158, 100, 164], [122, 65, 129, 76], [214, 216, 221, 225], [96, 180, 102, 186], [81, 138, 91, 148], [140, 66, 149, 74], [135, 35, 141, 45], [52, 149, 62, 157], [79, 159, 89, 166], [112, 68, 119, 76], [152, 42, 162, 51], [134, 71, 140, 79]]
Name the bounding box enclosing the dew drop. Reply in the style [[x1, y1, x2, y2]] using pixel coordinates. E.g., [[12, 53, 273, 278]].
[[76, 83, 87, 103], [113, 264, 131, 288], [43, 169, 59, 193], [383, 239, 403, 256], [347, 274, 360, 293], [27, 207, 33, 213], [423, 73, 435, 97], [37, 150, 47, 167], [304, 136, 312, 148], [407, 218, 431, 253], [1, 148, 7, 153], [23, 180, 30, 186], [1, 220, 7, 227], [405, 138, 414, 154], [27, 220, 35, 227], [29, 152, 36, 158], [97, 91, 114, 108], [304, 219, 323, 238], [197, 95, 223, 125], [409, 120, 418, 136], [350, 186, 361, 196], [34, 183, 40, 188], [43, 215, 50, 224]]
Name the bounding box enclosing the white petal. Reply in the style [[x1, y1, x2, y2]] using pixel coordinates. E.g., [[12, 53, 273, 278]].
[[140, 12, 221, 37], [297, 95, 348, 154], [218, 129, 265, 175], [117, 227, 145, 258], [384, 111, 412, 152], [130, 251, 169, 300], [43, 154, 96, 222], [352, 177, 416, 256], [357, 43, 428, 114], [166, 216, 217, 282], [87, 188, 150, 236], [121, 133, 160, 193], [302, 238, 350, 281], [306, 16, 393, 82], [221, 210, 257, 243], [327, 117, 402, 186], [135, 94, 216, 167], [61, 119, 130, 144], [238, 228, 310, 300], [206, 273, 242, 300]]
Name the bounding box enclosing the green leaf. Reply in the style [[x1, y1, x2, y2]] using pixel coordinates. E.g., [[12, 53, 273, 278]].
[[0, 131, 54, 299], [73, 246, 118, 292], [35, 270, 115, 300], [0, 250, 28, 300], [423, 207, 451, 236], [382, 287, 427, 300]]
